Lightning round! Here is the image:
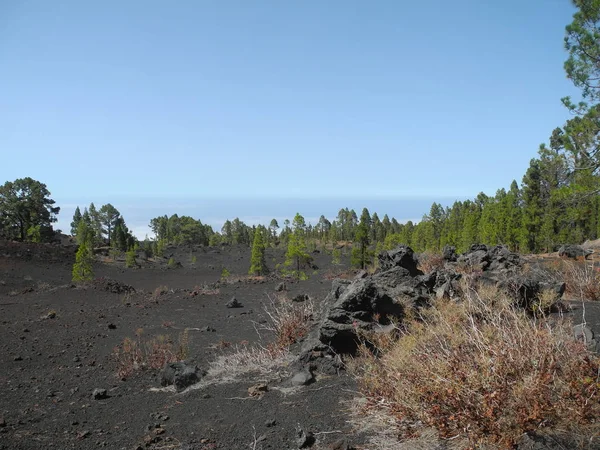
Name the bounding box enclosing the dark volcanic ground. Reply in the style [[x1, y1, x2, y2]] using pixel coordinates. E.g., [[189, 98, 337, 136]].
[[0, 241, 363, 450]]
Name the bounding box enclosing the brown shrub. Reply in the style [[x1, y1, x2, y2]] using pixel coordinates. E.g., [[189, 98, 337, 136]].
[[263, 295, 314, 348], [152, 285, 169, 300], [351, 282, 600, 448], [113, 329, 189, 380], [417, 252, 445, 274]]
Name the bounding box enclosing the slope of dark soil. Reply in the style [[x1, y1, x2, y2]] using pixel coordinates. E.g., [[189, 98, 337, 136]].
[[0, 241, 361, 450]]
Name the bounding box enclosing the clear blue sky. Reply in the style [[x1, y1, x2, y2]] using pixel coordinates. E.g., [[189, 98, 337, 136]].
[[0, 0, 581, 234]]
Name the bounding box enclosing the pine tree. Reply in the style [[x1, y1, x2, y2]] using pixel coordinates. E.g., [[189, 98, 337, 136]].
[[70, 206, 82, 236], [352, 208, 372, 269], [249, 226, 267, 275], [72, 239, 94, 282]]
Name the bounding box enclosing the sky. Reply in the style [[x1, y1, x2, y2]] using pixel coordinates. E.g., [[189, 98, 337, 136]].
[[0, 0, 581, 237]]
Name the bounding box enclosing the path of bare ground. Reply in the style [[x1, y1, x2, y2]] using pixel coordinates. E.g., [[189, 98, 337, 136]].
[[0, 241, 364, 450]]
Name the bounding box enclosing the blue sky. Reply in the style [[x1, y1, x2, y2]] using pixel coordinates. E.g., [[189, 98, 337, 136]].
[[0, 1, 581, 235]]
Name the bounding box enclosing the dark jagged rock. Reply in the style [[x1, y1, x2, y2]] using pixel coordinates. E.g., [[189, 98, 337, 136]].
[[160, 362, 203, 392], [442, 245, 457, 262], [558, 244, 593, 260], [377, 245, 422, 276], [226, 297, 242, 308]]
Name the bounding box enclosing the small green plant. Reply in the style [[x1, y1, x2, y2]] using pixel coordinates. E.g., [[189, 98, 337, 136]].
[[72, 241, 94, 283], [125, 247, 137, 268], [167, 257, 177, 268], [332, 248, 341, 266], [191, 254, 197, 265], [221, 267, 231, 279]]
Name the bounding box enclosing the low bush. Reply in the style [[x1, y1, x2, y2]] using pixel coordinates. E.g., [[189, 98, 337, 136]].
[[351, 281, 600, 448], [263, 295, 314, 348], [113, 329, 189, 380], [417, 251, 445, 274]]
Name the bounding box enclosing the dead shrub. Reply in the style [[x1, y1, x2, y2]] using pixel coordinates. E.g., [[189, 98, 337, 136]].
[[152, 285, 169, 300], [113, 329, 189, 380], [417, 252, 445, 274], [189, 285, 220, 296], [561, 257, 600, 301], [351, 283, 600, 448], [262, 295, 314, 348]]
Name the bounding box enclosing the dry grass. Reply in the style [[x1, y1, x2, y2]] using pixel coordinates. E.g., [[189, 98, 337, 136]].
[[205, 344, 293, 384], [113, 329, 189, 380], [189, 285, 220, 297], [418, 252, 445, 274], [262, 294, 314, 348], [350, 280, 600, 448], [199, 294, 313, 386], [151, 285, 169, 300], [561, 257, 600, 301]]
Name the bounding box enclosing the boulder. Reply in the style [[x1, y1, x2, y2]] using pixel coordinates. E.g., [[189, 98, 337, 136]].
[[377, 245, 422, 276], [442, 245, 457, 262], [558, 244, 593, 260], [160, 362, 203, 392], [226, 297, 242, 308]]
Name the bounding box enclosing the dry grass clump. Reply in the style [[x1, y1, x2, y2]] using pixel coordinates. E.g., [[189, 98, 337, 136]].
[[262, 294, 314, 348], [206, 344, 293, 384], [561, 257, 600, 301], [417, 252, 445, 274], [189, 285, 220, 297], [202, 295, 312, 384], [113, 329, 189, 380], [351, 282, 600, 448], [152, 285, 169, 300]]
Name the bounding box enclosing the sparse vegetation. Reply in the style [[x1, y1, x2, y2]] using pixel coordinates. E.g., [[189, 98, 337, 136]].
[[351, 281, 600, 447], [262, 295, 314, 349], [72, 240, 94, 283], [113, 329, 189, 380], [125, 247, 137, 268]]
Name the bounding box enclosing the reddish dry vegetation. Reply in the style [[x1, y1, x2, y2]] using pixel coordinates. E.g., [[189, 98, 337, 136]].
[[263, 295, 314, 348], [113, 329, 189, 380], [352, 281, 600, 448]]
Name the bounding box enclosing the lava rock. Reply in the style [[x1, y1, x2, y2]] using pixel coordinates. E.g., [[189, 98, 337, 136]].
[[558, 244, 593, 260], [296, 426, 315, 448], [377, 245, 421, 276], [92, 388, 108, 400], [226, 297, 242, 308], [160, 362, 203, 392]]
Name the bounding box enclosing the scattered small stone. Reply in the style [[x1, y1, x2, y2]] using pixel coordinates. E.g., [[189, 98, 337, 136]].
[[226, 297, 242, 308], [71, 421, 79, 426], [201, 326, 216, 332], [275, 282, 287, 292], [248, 383, 268, 397], [42, 311, 56, 320], [265, 419, 277, 427], [0, 417, 6, 427], [23, 328, 30, 333], [107, 323, 116, 330], [296, 426, 315, 448], [13, 356, 22, 361], [73, 356, 81, 363], [77, 430, 90, 440], [92, 388, 108, 400]]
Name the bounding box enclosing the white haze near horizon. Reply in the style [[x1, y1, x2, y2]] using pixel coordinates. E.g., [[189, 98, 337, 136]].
[[54, 196, 467, 240]]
